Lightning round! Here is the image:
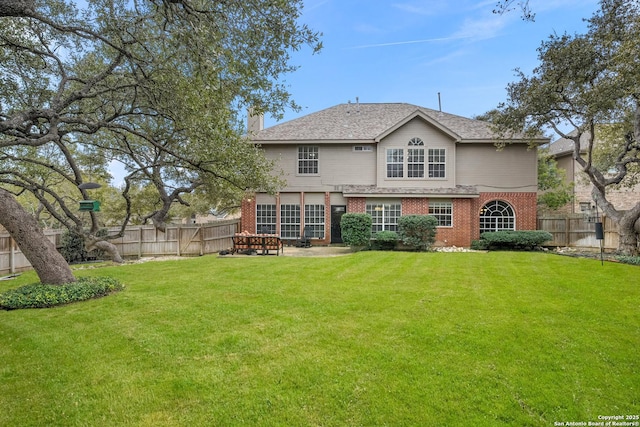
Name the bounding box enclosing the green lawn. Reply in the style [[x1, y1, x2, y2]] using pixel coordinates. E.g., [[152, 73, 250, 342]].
[[0, 252, 638, 426]]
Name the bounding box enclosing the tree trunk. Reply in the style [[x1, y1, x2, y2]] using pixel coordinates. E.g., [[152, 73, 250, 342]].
[[86, 236, 124, 264], [617, 204, 640, 256], [0, 188, 76, 284]]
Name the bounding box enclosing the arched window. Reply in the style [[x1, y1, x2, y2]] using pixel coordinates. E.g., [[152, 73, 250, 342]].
[[479, 200, 515, 233], [408, 137, 424, 146]]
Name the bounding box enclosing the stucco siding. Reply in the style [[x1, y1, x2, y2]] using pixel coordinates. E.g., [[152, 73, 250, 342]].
[[376, 118, 456, 188], [456, 144, 537, 192]]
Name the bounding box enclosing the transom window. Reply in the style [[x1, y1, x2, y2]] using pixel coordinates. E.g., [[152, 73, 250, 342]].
[[280, 204, 300, 239], [479, 200, 515, 234], [429, 201, 452, 227], [304, 204, 325, 238], [366, 203, 401, 233], [298, 146, 319, 174], [256, 204, 276, 234], [428, 149, 446, 178], [408, 137, 424, 146]]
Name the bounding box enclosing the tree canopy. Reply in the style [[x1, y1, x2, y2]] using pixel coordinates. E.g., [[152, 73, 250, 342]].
[[0, 0, 321, 283], [492, 0, 640, 255]]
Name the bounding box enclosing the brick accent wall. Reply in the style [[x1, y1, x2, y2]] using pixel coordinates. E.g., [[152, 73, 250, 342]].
[[347, 197, 366, 213], [472, 192, 537, 239], [241, 192, 537, 248], [401, 197, 429, 215], [240, 197, 256, 233]]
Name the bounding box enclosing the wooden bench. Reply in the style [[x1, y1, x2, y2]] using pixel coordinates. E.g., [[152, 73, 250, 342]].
[[232, 234, 283, 256]]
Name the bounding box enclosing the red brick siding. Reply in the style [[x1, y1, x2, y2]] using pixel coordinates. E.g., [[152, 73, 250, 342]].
[[401, 197, 429, 215], [240, 196, 256, 234], [472, 192, 537, 240], [241, 191, 537, 248], [347, 197, 366, 213]]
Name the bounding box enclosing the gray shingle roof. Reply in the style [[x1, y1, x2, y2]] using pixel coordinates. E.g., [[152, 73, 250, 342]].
[[342, 184, 479, 197], [252, 103, 506, 143], [548, 130, 589, 157]]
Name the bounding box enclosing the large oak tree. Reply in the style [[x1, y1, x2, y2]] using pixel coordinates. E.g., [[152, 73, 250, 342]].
[[0, 0, 320, 283], [492, 0, 640, 255]]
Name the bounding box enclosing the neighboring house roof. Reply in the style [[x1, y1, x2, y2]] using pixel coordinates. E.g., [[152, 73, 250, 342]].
[[253, 103, 545, 144], [548, 130, 590, 157]]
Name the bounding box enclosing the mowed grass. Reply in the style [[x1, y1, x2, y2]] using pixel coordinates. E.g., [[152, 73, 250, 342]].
[[0, 251, 638, 426]]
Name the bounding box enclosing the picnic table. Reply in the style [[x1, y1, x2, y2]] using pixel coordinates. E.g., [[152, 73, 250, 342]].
[[231, 233, 283, 256]]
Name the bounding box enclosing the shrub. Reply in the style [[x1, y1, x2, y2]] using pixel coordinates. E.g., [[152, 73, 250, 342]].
[[397, 215, 438, 251], [370, 230, 398, 250], [340, 213, 372, 247], [615, 255, 640, 266], [470, 239, 489, 250], [478, 230, 553, 251], [0, 277, 125, 310], [60, 228, 88, 263], [60, 228, 109, 263]]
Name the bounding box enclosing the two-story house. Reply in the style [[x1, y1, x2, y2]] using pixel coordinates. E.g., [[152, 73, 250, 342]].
[[241, 102, 546, 247]]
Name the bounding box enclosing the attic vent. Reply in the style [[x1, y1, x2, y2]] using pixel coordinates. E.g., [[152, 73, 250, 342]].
[[353, 145, 373, 152]]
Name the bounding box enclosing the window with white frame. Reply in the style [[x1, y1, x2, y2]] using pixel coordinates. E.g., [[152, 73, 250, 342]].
[[386, 149, 403, 178], [366, 203, 401, 233], [298, 146, 319, 174], [429, 201, 453, 227], [353, 145, 373, 152], [280, 204, 300, 238], [256, 204, 276, 234], [304, 204, 325, 238], [428, 148, 446, 178], [479, 200, 515, 233], [408, 148, 425, 178]]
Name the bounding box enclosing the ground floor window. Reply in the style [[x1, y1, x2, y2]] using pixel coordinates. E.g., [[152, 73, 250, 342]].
[[366, 202, 401, 233], [256, 204, 276, 234], [479, 200, 515, 233], [304, 204, 325, 238], [429, 201, 452, 227], [281, 204, 300, 239]]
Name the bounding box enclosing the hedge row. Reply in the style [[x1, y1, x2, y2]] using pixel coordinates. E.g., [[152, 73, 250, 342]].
[[472, 230, 553, 250]]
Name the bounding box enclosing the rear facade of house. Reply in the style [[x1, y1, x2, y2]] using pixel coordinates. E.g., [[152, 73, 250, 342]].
[[241, 103, 544, 247]]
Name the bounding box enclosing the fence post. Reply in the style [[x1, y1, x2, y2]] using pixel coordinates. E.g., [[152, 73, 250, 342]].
[[565, 217, 570, 247], [176, 226, 181, 257], [138, 227, 143, 258], [10, 237, 15, 274], [199, 227, 204, 256]]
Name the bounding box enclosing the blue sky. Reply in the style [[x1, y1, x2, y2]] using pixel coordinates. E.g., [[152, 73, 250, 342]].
[[263, 0, 601, 128]]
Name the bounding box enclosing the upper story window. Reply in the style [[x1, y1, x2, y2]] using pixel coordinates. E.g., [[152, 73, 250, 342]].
[[387, 138, 443, 179], [353, 145, 373, 152], [428, 148, 446, 178], [298, 146, 319, 174], [386, 149, 404, 178]]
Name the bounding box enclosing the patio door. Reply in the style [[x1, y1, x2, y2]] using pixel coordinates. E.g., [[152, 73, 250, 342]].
[[330, 205, 346, 243]]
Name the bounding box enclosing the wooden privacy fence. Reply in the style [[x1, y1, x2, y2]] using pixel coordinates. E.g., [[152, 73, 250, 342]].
[[537, 214, 619, 250], [0, 220, 239, 276]]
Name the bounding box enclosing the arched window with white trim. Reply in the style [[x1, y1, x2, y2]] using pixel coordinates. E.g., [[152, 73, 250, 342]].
[[479, 200, 515, 233]]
